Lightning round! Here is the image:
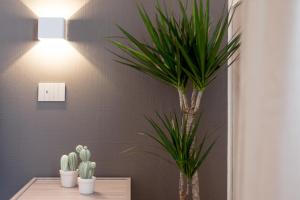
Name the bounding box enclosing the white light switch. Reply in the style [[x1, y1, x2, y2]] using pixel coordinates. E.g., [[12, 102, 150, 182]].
[[38, 83, 65, 102]]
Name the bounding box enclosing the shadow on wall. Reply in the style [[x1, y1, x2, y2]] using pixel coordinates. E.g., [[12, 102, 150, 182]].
[[0, 1, 36, 73], [67, 0, 144, 84], [0, 1, 37, 198], [67, 0, 175, 114]]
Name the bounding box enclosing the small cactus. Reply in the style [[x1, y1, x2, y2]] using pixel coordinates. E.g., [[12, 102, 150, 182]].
[[77, 146, 91, 162], [68, 152, 78, 171], [60, 152, 78, 171], [76, 145, 96, 179], [76, 145, 83, 153], [60, 155, 69, 171], [78, 161, 96, 179]]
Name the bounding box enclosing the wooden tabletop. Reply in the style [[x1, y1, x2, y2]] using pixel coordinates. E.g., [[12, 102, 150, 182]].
[[11, 177, 131, 200]]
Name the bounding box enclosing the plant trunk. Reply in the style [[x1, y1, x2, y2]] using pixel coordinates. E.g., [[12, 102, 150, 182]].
[[179, 172, 186, 200], [180, 193, 187, 200], [177, 89, 203, 200], [186, 111, 200, 200], [186, 178, 190, 198], [192, 172, 200, 200]]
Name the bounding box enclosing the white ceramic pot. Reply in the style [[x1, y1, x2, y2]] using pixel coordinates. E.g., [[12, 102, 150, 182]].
[[78, 176, 96, 195], [59, 170, 78, 188]]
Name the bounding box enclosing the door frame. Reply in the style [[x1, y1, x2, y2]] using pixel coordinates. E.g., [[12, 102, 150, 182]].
[[227, 0, 241, 200]]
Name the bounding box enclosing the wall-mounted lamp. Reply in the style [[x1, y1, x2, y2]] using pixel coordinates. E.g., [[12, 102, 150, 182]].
[[38, 18, 66, 40]]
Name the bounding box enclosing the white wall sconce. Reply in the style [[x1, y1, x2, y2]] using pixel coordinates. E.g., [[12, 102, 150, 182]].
[[38, 18, 66, 40]]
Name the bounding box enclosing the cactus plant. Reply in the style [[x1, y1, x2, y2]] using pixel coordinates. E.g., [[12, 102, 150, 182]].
[[78, 161, 96, 179], [76, 145, 83, 153], [76, 145, 96, 179], [68, 152, 78, 171], [60, 155, 69, 171], [76, 145, 91, 161], [60, 152, 78, 171]]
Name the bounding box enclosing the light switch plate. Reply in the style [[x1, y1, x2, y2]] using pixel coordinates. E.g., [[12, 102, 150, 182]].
[[38, 83, 65, 102]]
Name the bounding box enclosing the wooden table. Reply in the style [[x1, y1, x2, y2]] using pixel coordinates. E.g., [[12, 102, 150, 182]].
[[11, 177, 131, 200]]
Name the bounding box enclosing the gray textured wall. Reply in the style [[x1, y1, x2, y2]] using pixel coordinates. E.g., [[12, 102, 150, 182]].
[[0, 0, 227, 199]]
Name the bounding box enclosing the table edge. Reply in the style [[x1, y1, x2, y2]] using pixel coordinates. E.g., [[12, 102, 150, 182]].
[[10, 177, 131, 200], [10, 178, 37, 200]]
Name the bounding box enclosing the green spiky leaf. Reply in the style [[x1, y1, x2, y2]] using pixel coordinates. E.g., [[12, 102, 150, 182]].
[[143, 113, 216, 180]]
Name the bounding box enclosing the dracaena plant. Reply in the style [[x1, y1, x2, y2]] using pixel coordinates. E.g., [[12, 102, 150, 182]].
[[142, 113, 216, 200], [110, 0, 240, 199]]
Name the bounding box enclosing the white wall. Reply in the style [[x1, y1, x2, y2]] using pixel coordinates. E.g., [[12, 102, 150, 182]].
[[230, 0, 300, 199]]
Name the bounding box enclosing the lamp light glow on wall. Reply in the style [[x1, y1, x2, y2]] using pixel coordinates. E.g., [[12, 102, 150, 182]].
[[38, 17, 66, 40]]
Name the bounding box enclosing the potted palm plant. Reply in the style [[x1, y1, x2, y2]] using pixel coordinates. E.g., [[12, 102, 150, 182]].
[[111, 0, 240, 199]]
